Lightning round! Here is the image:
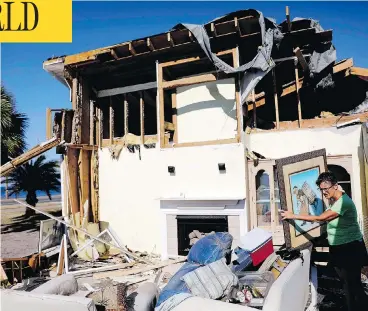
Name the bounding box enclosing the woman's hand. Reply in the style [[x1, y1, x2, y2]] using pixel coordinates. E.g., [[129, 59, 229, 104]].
[[281, 210, 295, 220]]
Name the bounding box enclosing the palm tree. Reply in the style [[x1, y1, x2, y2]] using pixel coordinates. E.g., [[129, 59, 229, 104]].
[[4, 155, 60, 217], [1, 86, 28, 165]]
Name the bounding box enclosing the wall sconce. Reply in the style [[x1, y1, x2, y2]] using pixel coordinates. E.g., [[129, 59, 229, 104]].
[[218, 163, 226, 172], [168, 166, 175, 174]]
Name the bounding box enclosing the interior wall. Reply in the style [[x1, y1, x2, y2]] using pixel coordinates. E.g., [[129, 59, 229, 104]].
[[176, 78, 237, 143], [98, 143, 247, 253]]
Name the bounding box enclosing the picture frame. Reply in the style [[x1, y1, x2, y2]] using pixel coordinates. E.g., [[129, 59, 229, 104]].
[[275, 149, 328, 250]]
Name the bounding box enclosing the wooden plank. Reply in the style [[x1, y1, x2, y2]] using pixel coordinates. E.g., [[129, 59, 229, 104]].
[[160, 49, 233, 68], [162, 73, 217, 89], [68, 262, 134, 276], [348, 67, 368, 77], [124, 95, 129, 136], [172, 138, 238, 148], [128, 42, 136, 56], [81, 79, 91, 145], [295, 65, 302, 127], [72, 78, 78, 110], [80, 150, 91, 223], [147, 38, 155, 51], [66, 148, 80, 216], [294, 47, 309, 72], [158, 64, 165, 148], [167, 32, 174, 46], [273, 69, 280, 129], [333, 58, 353, 73], [211, 23, 217, 36], [57, 236, 65, 276], [94, 257, 187, 279], [46, 108, 52, 139], [97, 82, 157, 98], [1, 138, 60, 177], [171, 90, 178, 144], [109, 97, 114, 144], [110, 49, 119, 60], [90, 151, 98, 223], [89, 101, 94, 145], [140, 92, 144, 144]]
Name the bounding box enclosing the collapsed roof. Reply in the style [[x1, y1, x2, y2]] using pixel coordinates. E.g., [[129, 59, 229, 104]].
[[43, 8, 368, 128]]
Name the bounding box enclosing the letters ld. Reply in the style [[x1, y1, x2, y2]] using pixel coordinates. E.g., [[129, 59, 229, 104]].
[[0, 1, 39, 31]]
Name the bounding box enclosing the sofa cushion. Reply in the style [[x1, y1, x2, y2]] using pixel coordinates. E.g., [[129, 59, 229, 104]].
[[182, 258, 238, 299]]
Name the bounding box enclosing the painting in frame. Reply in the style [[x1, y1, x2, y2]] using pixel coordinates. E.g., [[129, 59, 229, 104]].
[[275, 149, 328, 250]]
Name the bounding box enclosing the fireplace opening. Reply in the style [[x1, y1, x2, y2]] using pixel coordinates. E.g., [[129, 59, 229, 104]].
[[176, 215, 228, 256]]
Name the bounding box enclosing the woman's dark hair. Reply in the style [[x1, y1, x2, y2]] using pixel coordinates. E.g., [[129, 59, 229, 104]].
[[316, 171, 338, 187]]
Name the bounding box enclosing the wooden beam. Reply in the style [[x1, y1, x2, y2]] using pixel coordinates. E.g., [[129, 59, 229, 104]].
[[79, 149, 91, 222], [167, 33, 174, 47], [162, 73, 217, 89], [140, 92, 144, 144], [188, 31, 194, 42], [109, 97, 114, 144], [234, 17, 241, 35], [110, 49, 119, 60], [147, 38, 155, 51], [128, 42, 136, 56], [348, 67, 368, 77], [97, 82, 157, 98], [294, 64, 302, 127], [171, 90, 178, 144], [233, 48, 242, 141], [46, 108, 52, 139], [334, 58, 353, 74], [72, 78, 78, 110], [89, 101, 94, 145], [66, 148, 80, 216], [211, 23, 217, 36], [158, 65, 165, 148], [286, 6, 291, 32], [124, 95, 129, 136], [272, 69, 280, 129], [294, 47, 309, 72], [160, 49, 233, 68], [1, 138, 60, 177]]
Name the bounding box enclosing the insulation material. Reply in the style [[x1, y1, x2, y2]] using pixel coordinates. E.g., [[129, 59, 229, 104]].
[[176, 78, 237, 143], [32, 274, 78, 296]]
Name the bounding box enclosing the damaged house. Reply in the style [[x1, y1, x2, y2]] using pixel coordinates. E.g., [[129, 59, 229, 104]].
[[35, 8, 368, 259]]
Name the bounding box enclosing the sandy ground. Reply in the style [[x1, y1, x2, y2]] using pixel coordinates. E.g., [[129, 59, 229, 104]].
[[1, 196, 62, 258]]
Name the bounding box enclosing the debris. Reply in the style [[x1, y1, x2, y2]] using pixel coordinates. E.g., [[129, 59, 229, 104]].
[[13, 199, 150, 264], [93, 258, 187, 280]]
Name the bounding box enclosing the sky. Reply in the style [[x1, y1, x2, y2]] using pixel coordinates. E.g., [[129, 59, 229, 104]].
[[1, 1, 368, 161]]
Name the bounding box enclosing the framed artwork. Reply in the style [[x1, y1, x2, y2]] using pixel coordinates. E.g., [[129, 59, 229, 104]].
[[275, 149, 328, 250]]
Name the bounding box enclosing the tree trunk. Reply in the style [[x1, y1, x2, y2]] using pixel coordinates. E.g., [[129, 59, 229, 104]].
[[25, 191, 38, 217]]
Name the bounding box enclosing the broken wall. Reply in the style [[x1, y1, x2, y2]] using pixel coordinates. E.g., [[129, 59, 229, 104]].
[[98, 143, 247, 254]]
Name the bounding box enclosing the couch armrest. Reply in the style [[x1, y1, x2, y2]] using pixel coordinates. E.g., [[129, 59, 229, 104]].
[[263, 249, 311, 311]]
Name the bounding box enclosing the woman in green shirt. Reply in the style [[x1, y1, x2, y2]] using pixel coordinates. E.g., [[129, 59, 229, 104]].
[[281, 171, 368, 311]]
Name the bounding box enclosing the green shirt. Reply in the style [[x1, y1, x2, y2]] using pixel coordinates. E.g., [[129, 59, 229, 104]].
[[327, 193, 362, 246]]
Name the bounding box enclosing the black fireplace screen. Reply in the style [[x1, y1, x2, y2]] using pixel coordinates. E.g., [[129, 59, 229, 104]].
[[176, 215, 228, 256]]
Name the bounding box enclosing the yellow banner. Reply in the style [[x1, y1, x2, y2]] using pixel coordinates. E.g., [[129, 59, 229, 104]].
[[0, 0, 72, 42]]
